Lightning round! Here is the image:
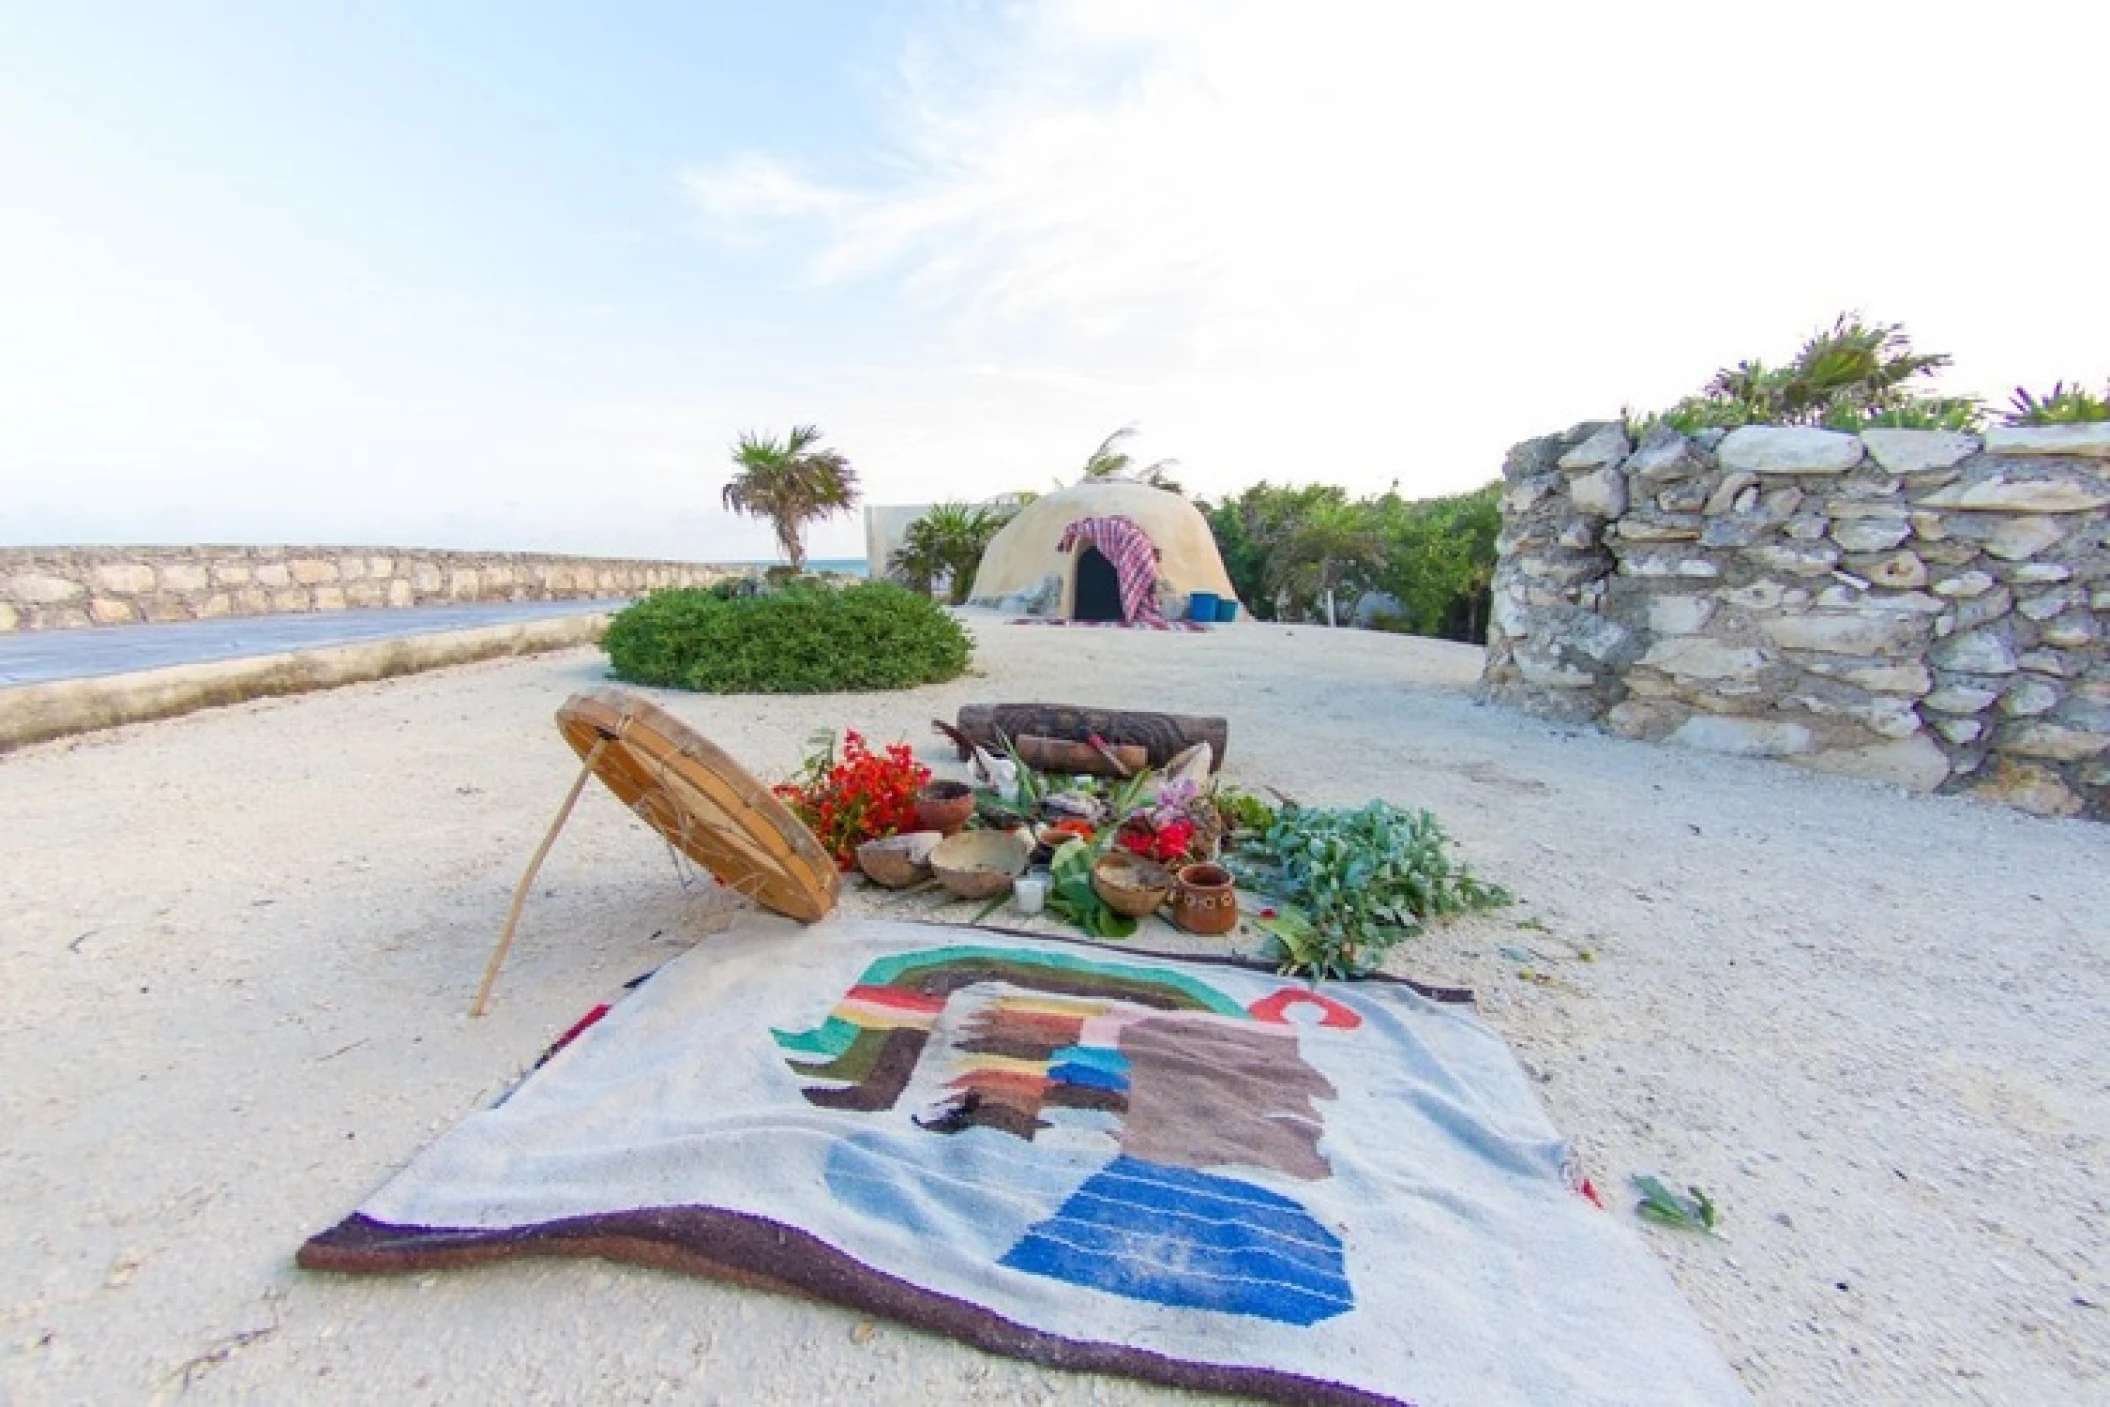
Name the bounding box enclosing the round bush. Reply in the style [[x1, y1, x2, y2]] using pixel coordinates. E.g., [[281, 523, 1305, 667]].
[[603, 581, 972, 693]]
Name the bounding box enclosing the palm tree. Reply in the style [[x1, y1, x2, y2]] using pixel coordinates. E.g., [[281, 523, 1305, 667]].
[[1266, 504, 1384, 627], [721, 425, 860, 572], [890, 502, 1011, 604], [1077, 425, 1182, 494]]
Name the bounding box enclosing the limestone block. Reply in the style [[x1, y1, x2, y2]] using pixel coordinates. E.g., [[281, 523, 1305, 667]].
[[2018, 651, 2068, 677], [1646, 594, 1717, 635], [1916, 541, 1980, 566], [1716, 581, 1786, 611], [1698, 518, 1764, 549], [1516, 651, 1596, 689], [1859, 429, 1981, 475], [1801, 659, 1933, 695], [1910, 512, 1949, 541], [1557, 521, 1599, 550], [1606, 699, 1685, 738], [1761, 612, 1924, 656], [213, 563, 252, 586], [1930, 628, 2018, 674], [1983, 517, 2067, 562], [2000, 725, 2101, 759], [387, 579, 415, 607], [233, 587, 272, 615], [411, 563, 444, 592], [255, 563, 292, 587], [0, 602, 17, 631], [1759, 487, 1805, 520], [345, 580, 389, 608], [35, 606, 90, 629], [1831, 518, 1913, 553], [91, 563, 156, 594], [1794, 734, 1950, 792], [1718, 426, 1864, 475], [2011, 563, 2071, 584], [448, 569, 480, 598], [338, 556, 368, 581], [1656, 480, 1711, 513], [141, 595, 190, 623], [8, 574, 84, 603], [1558, 424, 1631, 472], [2040, 615, 2098, 648], [89, 597, 137, 625], [1998, 678, 2060, 717], [1983, 423, 2110, 458], [312, 586, 347, 611], [1934, 571, 1995, 598], [1503, 479, 1554, 515], [1861, 591, 1944, 615], [1639, 637, 1769, 681], [1916, 472, 2110, 513], [1667, 715, 1816, 757], [1703, 472, 1758, 515], [1932, 717, 1983, 745], [1784, 515, 1832, 541], [271, 588, 310, 611], [197, 593, 232, 619], [1971, 758, 2084, 817], [1620, 551, 1719, 579], [369, 557, 395, 578], [1860, 552, 1928, 589], [1924, 684, 1999, 714], [1832, 468, 1902, 500], [2096, 588, 2110, 612], [290, 558, 340, 585], [1743, 543, 1839, 577], [1614, 513, 1702, 541], [1626, 433, 1705, 484], [2017, 590, 2073, 622], [159, 564, 209, 592]]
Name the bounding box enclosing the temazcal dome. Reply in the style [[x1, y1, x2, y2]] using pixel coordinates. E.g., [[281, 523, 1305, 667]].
[[967, 481, 1240, 622]]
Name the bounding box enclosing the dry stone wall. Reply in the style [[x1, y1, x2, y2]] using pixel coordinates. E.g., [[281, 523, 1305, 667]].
[[0, 546, 737, 634], [1481, 421, 2110, 820]]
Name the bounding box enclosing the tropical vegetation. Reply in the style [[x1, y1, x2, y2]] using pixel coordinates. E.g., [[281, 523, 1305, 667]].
[[720, 425, 860, 572], [1076, 424, 1182, 493], [2006, 381, 2110, 425], [888, 501, 1013, 603], [603, 580, 970, 693]]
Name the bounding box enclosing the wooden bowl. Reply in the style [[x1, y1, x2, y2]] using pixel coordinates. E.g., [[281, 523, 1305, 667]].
[[855, 831, 943, 889], [930, 830, 1031, 900], [914, 781, 977, 836], [1091, 851, 1175, 918]]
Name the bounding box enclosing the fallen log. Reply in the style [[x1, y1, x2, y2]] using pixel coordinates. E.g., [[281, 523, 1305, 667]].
[[1016, 734, 1150, 778], [954, 704, 1228, 773]]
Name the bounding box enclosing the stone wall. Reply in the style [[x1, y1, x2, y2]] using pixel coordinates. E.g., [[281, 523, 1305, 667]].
[[0, 546, 738, 634], [1481, 422, 2110, 820]]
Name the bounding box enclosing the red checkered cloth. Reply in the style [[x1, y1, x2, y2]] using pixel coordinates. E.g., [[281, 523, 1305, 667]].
[[1055, 515, 1166, 626]]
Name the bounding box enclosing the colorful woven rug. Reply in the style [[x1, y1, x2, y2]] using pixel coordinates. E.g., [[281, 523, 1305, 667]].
[[300, 920, 1747, 1406], [1009, 617, 1210, 631]]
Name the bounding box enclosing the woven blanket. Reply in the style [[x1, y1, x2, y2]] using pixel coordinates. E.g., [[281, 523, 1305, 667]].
[[1010, 617, 1209, 632], [301, 921, 1746, 1406], [1055, 514, 1166, 625]]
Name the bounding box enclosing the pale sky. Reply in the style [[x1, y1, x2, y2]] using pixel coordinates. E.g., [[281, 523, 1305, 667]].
[[3, 1, 2106, 562]]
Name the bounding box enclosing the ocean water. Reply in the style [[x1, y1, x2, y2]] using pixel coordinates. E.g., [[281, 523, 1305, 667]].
[[724, 558, 869, 576]]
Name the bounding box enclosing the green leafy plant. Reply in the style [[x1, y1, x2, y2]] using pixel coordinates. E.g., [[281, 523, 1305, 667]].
[[2006, 381, 2110, 425], [721, 424, 860, 572], [888, 501, 1012, 604], [603, 581, 970, 693], [1632, 1175, 1724, 1239], [1213, 785, 1278, 837], [1232, 801, 1511, 979], [1045, 839, 1137, 939]]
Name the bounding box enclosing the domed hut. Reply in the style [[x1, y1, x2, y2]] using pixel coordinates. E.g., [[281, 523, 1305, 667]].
[[966, 481, 1241, 624]]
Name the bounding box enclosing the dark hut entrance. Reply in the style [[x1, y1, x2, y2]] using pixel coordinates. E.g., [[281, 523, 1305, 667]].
[[1072, 547, 1124, 622]]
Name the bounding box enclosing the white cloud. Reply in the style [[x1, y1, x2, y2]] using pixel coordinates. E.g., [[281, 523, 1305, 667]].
[[685, 0, 2110, 503]]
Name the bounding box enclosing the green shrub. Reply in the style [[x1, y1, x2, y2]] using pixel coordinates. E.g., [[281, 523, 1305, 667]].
[[2006, 381, 2110, 425], [603, 581, 972, 693]]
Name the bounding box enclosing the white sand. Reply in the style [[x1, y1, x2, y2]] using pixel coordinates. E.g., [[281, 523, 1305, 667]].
[[2, 612, 2105, 1403]]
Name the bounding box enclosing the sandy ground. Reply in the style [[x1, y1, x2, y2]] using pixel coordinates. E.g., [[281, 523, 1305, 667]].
[[2, 611, 2105, 1405]]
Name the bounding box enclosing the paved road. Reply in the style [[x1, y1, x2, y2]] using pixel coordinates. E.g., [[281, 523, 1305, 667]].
[[0, 600, 629, 687]]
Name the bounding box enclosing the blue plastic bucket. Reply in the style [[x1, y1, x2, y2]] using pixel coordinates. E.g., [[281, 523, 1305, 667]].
[[1215, 598, 1239, 623], [1187, 591, 1220, 622]]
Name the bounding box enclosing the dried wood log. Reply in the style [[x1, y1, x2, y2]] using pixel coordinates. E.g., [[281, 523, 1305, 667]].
[[954, 704, 1228, 772], [1015, 734, 1150, 778]]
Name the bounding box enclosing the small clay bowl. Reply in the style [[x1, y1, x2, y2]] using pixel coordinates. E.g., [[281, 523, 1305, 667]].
[[930, 830, 1032, 900], [855, 831, 942, 889], [914, 780, 976, 836], [1091, 851, 1175, 918], [1170, 862, 1239, 935]]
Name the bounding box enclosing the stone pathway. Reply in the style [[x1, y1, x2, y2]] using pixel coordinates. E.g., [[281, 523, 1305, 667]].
[[0, 600, 628, 687]]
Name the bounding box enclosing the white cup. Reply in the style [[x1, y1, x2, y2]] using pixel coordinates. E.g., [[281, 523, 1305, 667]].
[[1013, 876, 1048, 916]]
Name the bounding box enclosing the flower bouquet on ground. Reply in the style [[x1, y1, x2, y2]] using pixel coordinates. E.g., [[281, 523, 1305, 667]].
[[774, 729, 931, 870]]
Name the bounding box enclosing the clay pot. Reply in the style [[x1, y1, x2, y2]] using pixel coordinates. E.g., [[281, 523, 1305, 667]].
[[914, 780, 976, 836], [1090, 851, 1175, 918], [1170, 862, 1238, 935]]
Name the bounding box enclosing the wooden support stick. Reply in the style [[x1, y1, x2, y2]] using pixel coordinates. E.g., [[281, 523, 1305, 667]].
[[470, 737, 608, 1017]]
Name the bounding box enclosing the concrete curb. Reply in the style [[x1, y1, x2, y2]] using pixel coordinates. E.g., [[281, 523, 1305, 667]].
[[0, 613, 612, 754]]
